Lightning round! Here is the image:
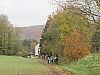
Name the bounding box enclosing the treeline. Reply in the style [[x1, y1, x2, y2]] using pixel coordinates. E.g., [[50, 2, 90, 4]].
[[22, 39, 38, 55], [40, 0, 100, 63], [0, 14, 24, 56], [0, 14, 38, 56]]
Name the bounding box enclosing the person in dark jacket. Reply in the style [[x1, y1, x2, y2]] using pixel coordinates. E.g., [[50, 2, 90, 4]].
[[54, 55, 58, 64]]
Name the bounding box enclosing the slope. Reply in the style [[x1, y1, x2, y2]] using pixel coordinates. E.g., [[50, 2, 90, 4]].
[[16, 25, 45, 40]]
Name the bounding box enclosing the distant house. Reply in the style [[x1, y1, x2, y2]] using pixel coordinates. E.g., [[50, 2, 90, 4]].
[[35, 43, 40, 56]]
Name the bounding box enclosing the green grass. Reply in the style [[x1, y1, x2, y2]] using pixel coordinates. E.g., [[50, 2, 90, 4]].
[[58, 53, 100, 75], [0, 55, 53, 75]]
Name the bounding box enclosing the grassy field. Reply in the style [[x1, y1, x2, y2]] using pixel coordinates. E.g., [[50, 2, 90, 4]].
[[1, 54, 100, 75], [58, 53, 100, 75], [0, 55, 53, 75]]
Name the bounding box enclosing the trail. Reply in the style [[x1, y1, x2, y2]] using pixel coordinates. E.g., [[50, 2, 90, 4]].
[[39, 60, 75, 75]]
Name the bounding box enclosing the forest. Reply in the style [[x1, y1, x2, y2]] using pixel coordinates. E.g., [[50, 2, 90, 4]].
[[40, 0, 100, 63], [0, 14, 38, 56], [0, 14, 24, 56]]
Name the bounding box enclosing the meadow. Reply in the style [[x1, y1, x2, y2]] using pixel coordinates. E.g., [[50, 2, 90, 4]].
[[58, 53, 100, 75], [0, 55, 53, 75], [0, 53, 99, 75]]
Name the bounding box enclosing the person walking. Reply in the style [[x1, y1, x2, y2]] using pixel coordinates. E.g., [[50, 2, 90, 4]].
[[51, 56, 53, 63], [48, 56, 51, 64], [54, 55, 58, 64], [42, 54, 45, 60]]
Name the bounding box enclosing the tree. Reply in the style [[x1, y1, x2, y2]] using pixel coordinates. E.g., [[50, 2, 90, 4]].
[[22, 39, 38, 55], [48, 0, 100, 53], [40, 2, 92, 63], [0, 14, 24, 56], [30, 42, 37, 54], [91, 20, 100, 52], [63, 32, 90, 61]]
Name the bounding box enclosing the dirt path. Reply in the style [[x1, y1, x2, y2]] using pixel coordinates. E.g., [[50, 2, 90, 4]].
[[39, 60, 75, 75]]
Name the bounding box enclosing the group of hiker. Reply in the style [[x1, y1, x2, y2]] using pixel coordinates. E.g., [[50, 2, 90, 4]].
[[42, 54, 58, 64]]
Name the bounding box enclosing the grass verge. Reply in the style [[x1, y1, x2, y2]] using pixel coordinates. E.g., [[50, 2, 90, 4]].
[[58, 53, 100, 75]]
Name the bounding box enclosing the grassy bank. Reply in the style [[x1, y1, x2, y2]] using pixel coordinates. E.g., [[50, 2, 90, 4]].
[[58, 53, 100, 75], [0, 55, 52, 75]]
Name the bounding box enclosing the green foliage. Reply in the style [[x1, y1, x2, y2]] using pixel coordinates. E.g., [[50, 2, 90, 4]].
[[0, 14, 24, 56], [49, 0, 100, 54], [40, 0, 100, 64], [22, 39, 38, 55], [91, 22, 100, 52], [40, 7, 91, 62], [22, 39, 31, 47], [58, 53, 100, 75]]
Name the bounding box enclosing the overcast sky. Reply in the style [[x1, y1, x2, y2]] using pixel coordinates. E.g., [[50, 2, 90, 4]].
[[0, 0, 56, 27]]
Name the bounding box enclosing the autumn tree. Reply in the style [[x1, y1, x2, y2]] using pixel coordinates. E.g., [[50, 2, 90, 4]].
[[0, 14, 24, 56], [48, 0, 100, 53], [40, 4, 93, 63], [56, 9, 91, 62], [63, 32, 90, 61], [30, 42, 37, 54]]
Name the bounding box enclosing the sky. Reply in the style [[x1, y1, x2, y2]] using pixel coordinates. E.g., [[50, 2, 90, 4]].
[[0, 0, 56, 27]]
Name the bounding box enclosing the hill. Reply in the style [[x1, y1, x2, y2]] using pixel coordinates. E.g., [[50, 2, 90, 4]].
[[16, 25, 45, 41]]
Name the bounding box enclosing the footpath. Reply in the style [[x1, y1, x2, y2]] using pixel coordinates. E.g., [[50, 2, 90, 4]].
[[39, 60, 75, 75]]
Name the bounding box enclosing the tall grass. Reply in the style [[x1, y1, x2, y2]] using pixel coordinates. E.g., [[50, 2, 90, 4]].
[[0, 55, 53, 75], [58, 53, 100, 75]]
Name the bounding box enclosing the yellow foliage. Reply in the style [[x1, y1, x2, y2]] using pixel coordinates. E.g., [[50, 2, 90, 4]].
[[59, 34, 66, 45], [30, 42, 36, 49], [97, 30, 100, 32], [42, 40, 47, 52]]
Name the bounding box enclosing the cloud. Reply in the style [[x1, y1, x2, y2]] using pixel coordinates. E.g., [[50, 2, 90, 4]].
[[0, 0, 56, 27]]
